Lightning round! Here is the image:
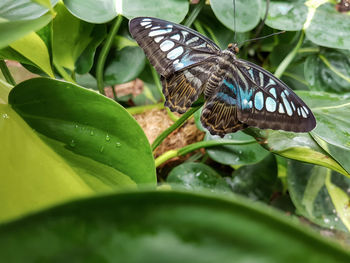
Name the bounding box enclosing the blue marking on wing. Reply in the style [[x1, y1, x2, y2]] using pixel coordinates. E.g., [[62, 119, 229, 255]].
[[237, 87, 253, 110], [223, 79, 236, 94], [254, 91, 264, 111], [217, 92, 236, 105]]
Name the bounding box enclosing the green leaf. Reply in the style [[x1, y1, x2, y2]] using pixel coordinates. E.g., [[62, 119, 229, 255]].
[[8, 78, 156, 186], [230, 154, 281, 202], [305, 3, 350, 50], [304, 49, 350, 93], [0, 191, 350, 262], [63, 0, 117, 24], [0, 77, 12, 104], [245, 91, 350, 177], [287, 160, 350, 232], [0, 0, 57, 20], [30, 0, 54, 10], [308, 92, 350, 174], [0, 104, 95, 222], [210, 0, 262, 32], [167, 162, 232, 193], [104, 46, 146, 86], [9, 32, 54, 77], [205, 131, 269, 166], [75, 24, 107, 74], [263, 0, 308, 31], [120, 0, 189, 23], [0, 13, 52, 49], [52, 3, 96, 71]]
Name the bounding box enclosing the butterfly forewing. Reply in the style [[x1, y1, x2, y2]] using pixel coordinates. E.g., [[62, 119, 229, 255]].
[[233, 60, 316, 132], [129, 17, 220, 77]]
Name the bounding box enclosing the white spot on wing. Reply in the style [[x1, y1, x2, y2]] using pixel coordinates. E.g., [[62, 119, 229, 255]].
[[300, 107, 307, 118], [278, 103, 285, 114], [154, 36, 164, 43], [167, 46, 184, 60], [269, 88, 277, 98], [145, 24, 152, 28], [266, 97, 276, 112], [160, 40, 175, 51], [259, 72, 264, 86], [151, 26, 160, 30], [302, 106, 309, 114], [297, 107, 301, 116], [142, 18, 152, 22], [149, 28, 172, 37], [186, 36, 199, 45], [291, 101, 296, 111], [170, 34, 180, 41], [141, 21, 151, 26], [181, 31, 189, 39]]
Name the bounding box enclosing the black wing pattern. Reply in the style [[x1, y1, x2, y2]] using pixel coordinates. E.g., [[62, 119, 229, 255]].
[[129, 17, 220, 77], [232, 59, 316, 132]]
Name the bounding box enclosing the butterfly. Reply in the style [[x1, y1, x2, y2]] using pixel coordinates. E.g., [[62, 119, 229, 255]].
[[129, 17, 316, 137]]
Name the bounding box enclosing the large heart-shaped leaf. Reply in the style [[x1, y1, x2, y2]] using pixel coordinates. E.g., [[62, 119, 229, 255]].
[[263, 0, 308, 31], [0, 191, 349, 262], [304, 49, 350, 93], [9, 78, 156, 185], [0, 103, 130, 223], [63, 0, 117, 23], [167, 162, 232, 193], [305, 3, 350, 50], [287, 160, 350, 232], [210, 0, 262, 32], [121, 0, 189, 23], [104, 46, 146, 86]]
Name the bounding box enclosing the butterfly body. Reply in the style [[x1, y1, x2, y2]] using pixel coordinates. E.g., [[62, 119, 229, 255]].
[[129, 17, 316, 137]]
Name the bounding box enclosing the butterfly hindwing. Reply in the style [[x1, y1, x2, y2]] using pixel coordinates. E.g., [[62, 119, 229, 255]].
[[129, 17, 220, 77], [163, 61, 215, 114], [201, 75, 247, 137], [231, 60, 316, 132]]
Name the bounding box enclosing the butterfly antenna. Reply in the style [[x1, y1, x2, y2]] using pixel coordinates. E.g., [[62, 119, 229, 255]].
[[233, 0, 236, 43], [238, 30, 285, 47]]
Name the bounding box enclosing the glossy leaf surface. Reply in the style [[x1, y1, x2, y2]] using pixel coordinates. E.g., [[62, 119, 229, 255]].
[[0, 191, 349, 262], [287, 160, 350, 232], [211, 0, 261, 32], [9, 78, 156, 185]]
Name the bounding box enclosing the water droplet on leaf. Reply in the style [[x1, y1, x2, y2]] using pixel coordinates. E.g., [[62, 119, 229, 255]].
[[70, 139, 76, 147]]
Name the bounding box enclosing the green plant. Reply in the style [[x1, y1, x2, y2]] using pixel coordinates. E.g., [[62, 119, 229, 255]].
[[0, 0, 350, 261]]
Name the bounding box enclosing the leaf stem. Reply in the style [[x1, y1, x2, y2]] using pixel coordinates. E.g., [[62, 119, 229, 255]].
[[151, 105, 202, 151], [274, 31, 304, 79], [183, 0, 205, 27], [0, 60, 16, 86], [53, 61, 76, 83], [155, 139, 256, 167], [150, 64, 165, 101], [96, 15, 123, 95]]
